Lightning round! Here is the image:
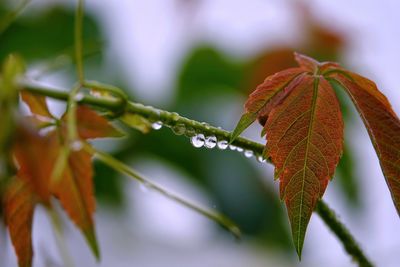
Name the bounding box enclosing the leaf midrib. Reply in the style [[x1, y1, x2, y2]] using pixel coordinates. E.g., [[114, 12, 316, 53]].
[[296, 76, 320, 252]]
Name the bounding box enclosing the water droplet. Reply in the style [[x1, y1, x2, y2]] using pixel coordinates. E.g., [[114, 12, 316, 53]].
[[237, 147, 244, 152], [257, 155, 266, 163], [217, 140, 229, 150], [151, 121, 163, 130], [171, 112, 180, 122], [185, 127, 196, 137], [74, 92, 85, 101], [204, 136, 217, 149], [244, 150, 254, 158], [172, 123, 186, 135], [70, 140, 83, 151], [229, 144, 237, 151], [190, 134, 205, 148]]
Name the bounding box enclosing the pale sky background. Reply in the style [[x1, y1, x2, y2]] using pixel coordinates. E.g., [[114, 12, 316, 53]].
[[2, 0, 400, 266]]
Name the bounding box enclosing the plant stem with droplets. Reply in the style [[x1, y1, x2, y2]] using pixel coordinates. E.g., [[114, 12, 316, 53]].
[[22, 81, 265, 156], [21, 81, 373, 267]]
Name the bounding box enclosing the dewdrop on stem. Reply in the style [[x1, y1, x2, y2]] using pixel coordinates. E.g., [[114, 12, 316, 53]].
[[190, 134, 205, 148], [151, 121, 163, 130], [204, 136, 217, 149], [217, 140, 229, 150], [257, 155, 266, 163], [244, 150, 254, 158]]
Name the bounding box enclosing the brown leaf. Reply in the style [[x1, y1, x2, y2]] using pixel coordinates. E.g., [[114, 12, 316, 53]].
[[4, 178, 36, 267], [264, 74, 343, 256], [63, 106, 124, 139], [330, 71, 400, 215], [13, 126, 57, 202], [51, 143, 99, 258], [20, 91, 53, 119], [231, 68, 305, 141], [232, 53, 345, 257], [294, 52, 319, 72]]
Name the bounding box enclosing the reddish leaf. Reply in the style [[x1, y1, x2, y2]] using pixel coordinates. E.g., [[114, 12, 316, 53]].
[[63, 106, 124, 139], [20, 92, 53, 119], [13, 126, 56, 202], [4, 178, 36, 267], [11, 94, 125, 262], [232, 53, 344, 256], [51, 142, 99, 258], [264, 74, 343, 256], [231, 68, 305, 141], [294, 52, 319, 72], [329, 71, 400, 215]]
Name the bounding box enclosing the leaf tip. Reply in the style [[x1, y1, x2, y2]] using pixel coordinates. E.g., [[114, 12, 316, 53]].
[[84, 228, 101, 261], [295, 242, 304, 261], [291, 221, 307, 261], [230, 113, 256, 144]]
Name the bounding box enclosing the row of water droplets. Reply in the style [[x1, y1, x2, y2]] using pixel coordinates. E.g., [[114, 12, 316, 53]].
[[190, 133, 266, 162], [147, 111, 266, 163]]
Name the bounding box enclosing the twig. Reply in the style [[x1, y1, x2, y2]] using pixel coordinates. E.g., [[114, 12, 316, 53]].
[[74, 0, 85, 84], [316, 201, 373, 267], [84, 143, 241, 239], [21, 81, 373, 267], [0, 0, 31, 34]]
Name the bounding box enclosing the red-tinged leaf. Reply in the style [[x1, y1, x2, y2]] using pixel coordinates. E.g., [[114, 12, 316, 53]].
[[264, 74, 343, 256], [234, 53, 346, 256], [13, 126, 57, 202], [330, 72, 400, 215], [63, 106, 124, 139], [4, 178, 36, 267], [294, 52, 320, 72], [51, 145, 99, 259], [231, 68, 305, 141], [20, 91, 53, 119]]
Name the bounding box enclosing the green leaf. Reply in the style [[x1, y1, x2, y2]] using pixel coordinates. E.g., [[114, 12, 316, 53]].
[[230, 112, 257, 143], [119, 113, 152, 134]]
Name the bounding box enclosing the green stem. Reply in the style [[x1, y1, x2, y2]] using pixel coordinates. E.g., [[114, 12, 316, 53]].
[[21, 81, 373, 266], [75, 0, 85, 83], [84, 143, 241, 239], [67, 84, 81, 142], [0, 0, 31, 34], [316, 201, 373, 267], [21, 82, 265, 156]]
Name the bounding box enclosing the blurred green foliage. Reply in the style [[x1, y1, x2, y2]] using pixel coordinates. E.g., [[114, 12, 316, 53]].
[[0, 1, 362, 253], [0, 6, 101, 62]]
